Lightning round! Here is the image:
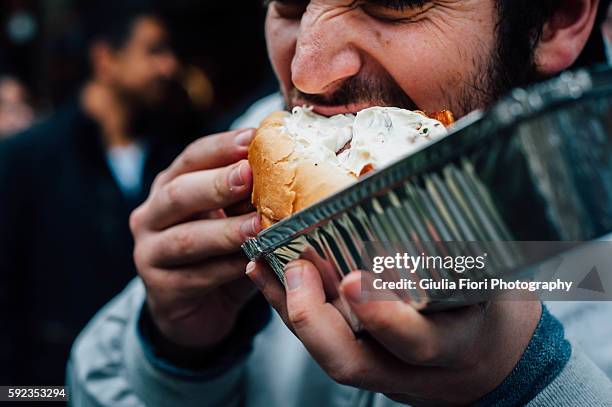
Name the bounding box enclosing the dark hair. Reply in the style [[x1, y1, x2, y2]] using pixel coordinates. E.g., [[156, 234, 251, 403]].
[[495, 0, 611, 89], [81, 0, 160, 50]]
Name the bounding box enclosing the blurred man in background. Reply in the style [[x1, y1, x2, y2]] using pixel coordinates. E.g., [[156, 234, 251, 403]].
[[0, 75, 35, 138], [0, 0, 199, 385]]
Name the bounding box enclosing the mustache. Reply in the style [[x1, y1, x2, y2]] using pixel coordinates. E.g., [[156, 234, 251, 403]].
[[288, 73, 418, 111]]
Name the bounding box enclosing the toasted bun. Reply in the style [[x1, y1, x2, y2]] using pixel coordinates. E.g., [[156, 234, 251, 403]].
[[249, 111, 355, 229], [249, 108, 454, 228]]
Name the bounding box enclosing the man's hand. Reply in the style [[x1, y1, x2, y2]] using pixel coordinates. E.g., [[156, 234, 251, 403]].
[[247, 260, 541, 406], [130, 128, 262, 349]]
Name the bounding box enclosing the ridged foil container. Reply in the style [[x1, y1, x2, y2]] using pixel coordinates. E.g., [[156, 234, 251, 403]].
[[242, 66, 612, 311]]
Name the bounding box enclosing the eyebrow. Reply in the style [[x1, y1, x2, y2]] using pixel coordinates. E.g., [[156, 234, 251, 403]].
[[263, 0, 431, 6], [364, 0, 430, 6]]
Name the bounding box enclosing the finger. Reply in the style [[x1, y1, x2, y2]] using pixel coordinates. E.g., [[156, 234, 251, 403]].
[[225, 199, 256, 217], [247, 261, 444, 396], [162, 128, 255, 183], [340, 271, 483, 366], [144, 254, 250, 306], [282, 260, 366, 369], [280, 260, 418, 390], [246, 261, 290, 324], [146, 160, 253, 230], [246, 260, 417, 393], [143, 212, 261, 268]]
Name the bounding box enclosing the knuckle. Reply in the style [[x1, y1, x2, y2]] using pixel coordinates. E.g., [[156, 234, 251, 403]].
[[287, 308, 313, 331], [142, 264, 173, 292], [329, 362, 358, 386], [130, 204, 151, 234], [133, 241, 150, 271], [218, 131, 241, 158], [164, 180, 184, 211], [179, 143, 199, 170], [226, 219, 244, 245], [172, 230, 197, 259], [213, 170, 230, 204], [212, 132, 224, 151], [129, 208, 142, 234], [152, 170, 168, 190], [135, 234, 174, 270], [214, 131, 231, 151]]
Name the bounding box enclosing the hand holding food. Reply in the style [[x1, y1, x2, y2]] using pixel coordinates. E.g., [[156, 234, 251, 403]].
[[130, 128, 262, 349]]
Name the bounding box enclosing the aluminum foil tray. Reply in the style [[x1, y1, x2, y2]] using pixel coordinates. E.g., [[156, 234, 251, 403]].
[[242, 66, 612, 310]]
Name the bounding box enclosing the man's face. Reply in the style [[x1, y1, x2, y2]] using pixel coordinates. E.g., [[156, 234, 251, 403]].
[[107, 16, 179, 109], [266, 0, 509, 117]]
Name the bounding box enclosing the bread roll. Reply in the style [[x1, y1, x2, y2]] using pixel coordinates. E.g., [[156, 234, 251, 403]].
[[249, 111, 355, 228], [249, 107, 452, 228]]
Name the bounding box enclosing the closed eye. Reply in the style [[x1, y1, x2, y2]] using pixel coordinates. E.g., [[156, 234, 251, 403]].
[[361, 0, 432, 23]]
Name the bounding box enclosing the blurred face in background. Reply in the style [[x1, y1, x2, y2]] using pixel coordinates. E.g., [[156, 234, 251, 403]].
[[0, 77, 35, 138], [93, 16, 179, 110], [265, 0, 598, 117]]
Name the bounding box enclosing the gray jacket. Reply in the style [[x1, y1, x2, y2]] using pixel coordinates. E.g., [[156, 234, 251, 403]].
[[67, 278, 612, 406]]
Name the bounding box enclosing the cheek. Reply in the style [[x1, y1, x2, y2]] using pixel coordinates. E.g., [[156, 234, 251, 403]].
[[388, 43, 467, 111], [368, 10, 496, 113], [266, 17, 298, 96], [123, 57, 157, 85]]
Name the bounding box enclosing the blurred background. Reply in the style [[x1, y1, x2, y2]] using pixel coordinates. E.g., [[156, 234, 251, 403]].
[[0, 0, 277, 387], [0, 0, 276, 137]]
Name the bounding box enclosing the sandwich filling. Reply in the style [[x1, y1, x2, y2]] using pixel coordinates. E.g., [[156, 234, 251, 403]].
[[282, 106, 449, 177]]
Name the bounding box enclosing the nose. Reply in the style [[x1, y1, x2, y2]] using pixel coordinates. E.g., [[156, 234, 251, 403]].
[[291, 8, 362, 95]]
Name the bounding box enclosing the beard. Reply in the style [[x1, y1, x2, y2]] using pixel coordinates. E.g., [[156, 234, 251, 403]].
[[117, 79, 190, 140], [285, 70, 419, 112], [118, 79, 174, 111], [458, 35, 541, 116], [283, 36, 540, 118]]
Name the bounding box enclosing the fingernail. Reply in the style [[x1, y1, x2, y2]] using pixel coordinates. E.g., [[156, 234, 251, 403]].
[[229, 162, 247, 187], [246, 262, 265, 290], [240, 214, 260, 237], [284, 263, 303, 291], [342, 279, 367, 304], [235, 129, 254, 147]]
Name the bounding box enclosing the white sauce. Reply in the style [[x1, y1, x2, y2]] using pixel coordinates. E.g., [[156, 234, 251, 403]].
[[283, 106, 448, 176]]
